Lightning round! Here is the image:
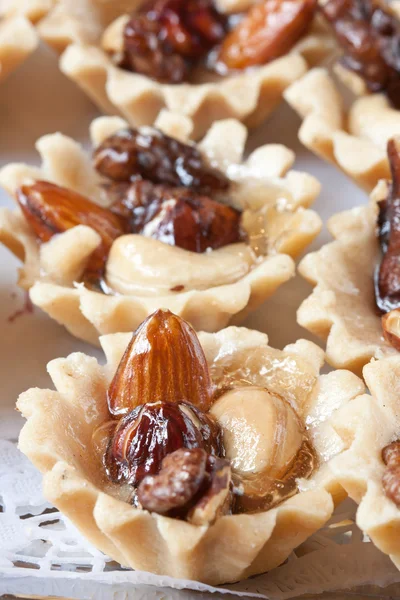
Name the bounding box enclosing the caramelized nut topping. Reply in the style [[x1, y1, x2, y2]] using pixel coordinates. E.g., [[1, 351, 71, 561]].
[[109, 179, 243, 252], [234, 439, 315, 513], [101, 311, 317, 519], [321, 0, 400, 106], [104, 401, 222, 487], [218, 0, 316, 71], [16, 130, 242, 279], [138, 447, 208, 511], [17, 181, 126, 283], [137, 447, 231, 524], [107, 309, 213, 416], [119, 0, 227, 83], [376, 138, 400, 315], [115, 0, 316, 80], [382, 440, 400, 506], [189, 453, 232, 525], [93, 127, 230, 193]]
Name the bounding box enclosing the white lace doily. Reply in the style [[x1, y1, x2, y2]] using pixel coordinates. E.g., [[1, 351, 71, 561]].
[[1, 420, 400, 600]]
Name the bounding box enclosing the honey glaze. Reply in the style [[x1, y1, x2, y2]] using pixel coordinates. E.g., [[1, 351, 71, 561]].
[[210, 386, 317, 513], [232, 439, 316, 512], [92, 311, 317, 517], [208, 344, 318, 413]]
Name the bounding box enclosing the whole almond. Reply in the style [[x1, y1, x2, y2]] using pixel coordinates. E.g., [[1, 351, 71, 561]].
[[107, 309, 213, 415], [17, 181, 126, 282], [218, 0, 316, 71]]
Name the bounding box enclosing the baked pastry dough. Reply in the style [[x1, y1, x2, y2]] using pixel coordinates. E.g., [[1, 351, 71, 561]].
[[0, 113, 321, 345], [36, 0, 335, 139], [328, 355, 400, 573], [17, 321, 367, 585], [0, 1, 52, 82], [284, 68, 400, 191], [297, 180, 398, 374]]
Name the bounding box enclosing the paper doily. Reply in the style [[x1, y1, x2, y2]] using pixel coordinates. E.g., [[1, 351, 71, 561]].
[[1, 433, 400, 599]]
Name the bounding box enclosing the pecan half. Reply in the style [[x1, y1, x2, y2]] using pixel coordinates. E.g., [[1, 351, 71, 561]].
[[382, 440, 400, 506], [109, 179, 243, 253], [93, 127, 230, 193], [107, 309, 213, 416], [376, 138, 400, 314], [137, 447, 231, 524], [189, 453, 232, 525], [217, 0, 317, 71], [119, 0, 227, 83], [104, 402, 222, 487], [17, 181, 126, 285], [321, 0, 400, 106]]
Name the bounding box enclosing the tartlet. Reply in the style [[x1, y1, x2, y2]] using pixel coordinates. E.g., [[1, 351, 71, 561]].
[[329, 355, 400, 573], [0, 1, 52, 82], [284, 0, 400, 191], [0, 113, 321, 345], [17, 309, 368, 585], [296, 137, 400, 373], [36, 0, 335, 139]]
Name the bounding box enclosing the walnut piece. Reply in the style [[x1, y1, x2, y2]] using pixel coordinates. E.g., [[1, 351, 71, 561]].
[[137, 447, 232, 524], [321, 0, 400, 106], [119, 0, 227, 83]]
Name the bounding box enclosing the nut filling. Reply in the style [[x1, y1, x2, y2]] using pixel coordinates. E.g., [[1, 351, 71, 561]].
[[14, 126, 249, 293], [321, 0, 400, 106], [376, 138, 400, 348], [97, 309, 316, 521], [382, 440, 400, 506], [106, 0, 317, 83]]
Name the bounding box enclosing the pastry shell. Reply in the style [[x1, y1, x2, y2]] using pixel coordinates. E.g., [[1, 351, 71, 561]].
[[0, 113, 322, 345], [0, 1, 53, 82], [284, 68, 400, 192], [36, 0, 335, 139], [328, 355, 400, 572], [17, 325, 367, 585], [297, 180, 397, 374]]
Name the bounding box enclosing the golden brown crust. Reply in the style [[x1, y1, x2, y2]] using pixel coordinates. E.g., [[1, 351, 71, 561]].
[[0, 114, 321, 345], [17, 326, 368, 584]]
